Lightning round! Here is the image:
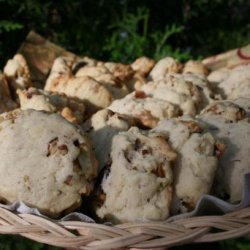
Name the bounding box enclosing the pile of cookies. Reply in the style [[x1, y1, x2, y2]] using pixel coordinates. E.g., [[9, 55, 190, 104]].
[[0, 53, 250, 223]]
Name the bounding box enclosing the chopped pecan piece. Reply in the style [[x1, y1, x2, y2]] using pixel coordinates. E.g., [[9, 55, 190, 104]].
[[134, 90, 146, 99]]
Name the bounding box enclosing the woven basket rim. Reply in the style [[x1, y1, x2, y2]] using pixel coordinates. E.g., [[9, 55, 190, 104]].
[[0, 206, 250, 249]]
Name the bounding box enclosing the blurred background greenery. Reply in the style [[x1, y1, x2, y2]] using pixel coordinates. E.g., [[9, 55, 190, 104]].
[[0, 0, 250, 249], [0, 0, 250, 68]]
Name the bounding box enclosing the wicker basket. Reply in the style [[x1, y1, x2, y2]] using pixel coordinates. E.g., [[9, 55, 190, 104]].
[[0, 206, 249, 249], [5, 35, 250, 249]]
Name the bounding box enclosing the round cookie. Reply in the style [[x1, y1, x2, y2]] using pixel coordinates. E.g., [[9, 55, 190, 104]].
[[49, 56, 75, 77], [200, 100, 246, 123], [218, 64, 250, 98], [108, 91, 181, 128], [45, 75, 113, 113], [3, 54, 32, 91], [131, 56, 155, 77], [232, 97, 250, 117], [75, 65, 129, 99], [182, 73, 218, 108], [228, 80, 250, 99], [0, 109, 97, 216], [152, 117, 220, 213], [0, 74, 17, 114], [17, 87, 86, 124], [183, 60, 209, 76], [102, 62, 145, 92], [148, 57, 182, 81], [197, 101, 250, 202], [125, 72, 146, 92], [75, 65, 110, 78], [103, 62, 134, 82], [207, 68, 230, 84], [95, 127, 177, 223], [141, 74, 201, 115], [83, 109, 135, 172]]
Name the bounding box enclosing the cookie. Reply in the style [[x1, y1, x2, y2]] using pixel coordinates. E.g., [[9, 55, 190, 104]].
[[148, 57, 182, 81], [75, 65, 111, 78], [228, 80, 250, 99], [200, 100, 246, 123], [131, 56, 155, 77], [0, 109, 97, 216], [108, 91, 181, 128], [232, 97, 250, 117], [3, 54, 32, 91], [183, 60, 209, 75], [49, 56, 75, 76], [182, 73, 218, 108], [125, 72, 146, 92], [141, 74, 201, 115], [218, 64, 250, 98], [45, 56, 75, 91], [75, 65, 129, 99], [207, 68, 230, 84], [152, 117, 220, 213], [95, 127, 177, 223], [83, 109, 135, 172], [45, 75, 113, 113], [17, 87, 86, 123], [0, 74, 18, 113], [197, 101, 250, 202], [103, 62, 134, 82]]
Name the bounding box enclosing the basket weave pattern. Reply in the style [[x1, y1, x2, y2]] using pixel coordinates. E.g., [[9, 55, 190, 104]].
[[1, 207, 250, 249]]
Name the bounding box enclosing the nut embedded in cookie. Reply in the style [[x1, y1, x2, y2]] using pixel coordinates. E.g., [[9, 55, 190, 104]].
[[0, 109, 97, 217], [94, 127, 177, 223]]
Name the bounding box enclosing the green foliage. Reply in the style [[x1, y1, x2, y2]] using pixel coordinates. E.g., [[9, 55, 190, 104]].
[[104, 7, 191, 62], [151, 24, 191, 61], [0, 20, 23, 33], [0, 0, 249, 67], [103, 7, 151, 62]]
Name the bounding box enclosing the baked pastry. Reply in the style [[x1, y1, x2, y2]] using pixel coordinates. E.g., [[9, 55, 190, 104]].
[[131, 56, 155, 77], [103, 62, 147, 92], [207, 68, 230, 84], [17, 87, 86, 123], [45, 58, 135, 113], [75, 64, 110, 78], [148, 57, 182, 81], [228, 80, 250, 99], [232, 97, 250, 117], [95, 127, 177, 223], [141, 74, 201, 115], [125, 72, 146, 91], [0, 109, 97, 216], [0, 74, 18, 113], [197, 101, 250, 202], [83, 109, 134, 172], [199, 100, 246, 122], [108, 91, 180, 128], [48, 56, 75, 77], [152, 117, 220, 213], [183, 60, 209, 75], [3, 54, 32, 91], [45, 75, 113, 113], [103, 62, 134, 82], [181, 73, 218, 108], [75, 65, 129, 99], [218, 64, 250, 98]]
